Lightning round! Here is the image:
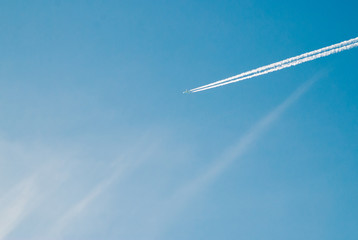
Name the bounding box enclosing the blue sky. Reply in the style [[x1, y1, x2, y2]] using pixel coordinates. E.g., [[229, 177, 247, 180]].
[[0, 0, 357, 239]]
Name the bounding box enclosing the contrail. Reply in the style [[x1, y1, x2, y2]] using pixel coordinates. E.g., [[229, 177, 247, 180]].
[[194, 41, 358, 92], [186, 37, 358, 93]]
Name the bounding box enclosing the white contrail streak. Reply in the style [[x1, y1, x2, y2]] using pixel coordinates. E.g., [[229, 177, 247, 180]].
[[194, 41, 358, 92], [188, 37, 358, 93]]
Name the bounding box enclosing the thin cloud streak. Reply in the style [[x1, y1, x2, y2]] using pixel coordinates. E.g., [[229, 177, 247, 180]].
[[153, 74, 322, 239], [0, 175, 37, 240], [190, 37, 357, 92], [0, 157, 68, 240], [48, 134, 164, 239], [180, 76, 318, 199], [49, 163, 127, 238]]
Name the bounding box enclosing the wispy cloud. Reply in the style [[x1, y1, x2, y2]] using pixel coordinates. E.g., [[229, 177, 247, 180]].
[[0, 159, 67, 240], [0, 129, 169, 240], [48, 132, 164, 239], [48, 163, 127, 238], [151, 74, 323, 239], [178, 75, 319, 196], [0, 174, 37, 240], [0, 140, 78, 240]]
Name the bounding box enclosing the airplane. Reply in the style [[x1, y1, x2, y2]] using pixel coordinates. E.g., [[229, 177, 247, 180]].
[[183, 89, 192, 94]]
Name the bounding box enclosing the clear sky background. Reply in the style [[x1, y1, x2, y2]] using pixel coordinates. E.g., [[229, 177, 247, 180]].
[[0, 0, 357, 239]]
